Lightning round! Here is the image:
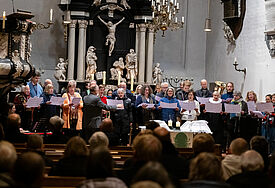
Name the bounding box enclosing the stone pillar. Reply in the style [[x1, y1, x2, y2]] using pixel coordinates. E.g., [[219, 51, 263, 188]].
[[138, 24, 146, 84], [76, 20, 88, 82], [135, 26, 140, 59], [67, 20, 77, 80], [146, 24, 155, 84]]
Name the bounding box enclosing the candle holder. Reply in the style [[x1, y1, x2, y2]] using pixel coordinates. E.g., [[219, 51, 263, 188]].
[[162, 76, 193, 89], [32, 21, 54, 30], [233, 58, 246, 75]]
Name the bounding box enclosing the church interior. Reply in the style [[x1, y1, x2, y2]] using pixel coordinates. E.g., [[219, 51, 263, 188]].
[[0, 0, 275, 187]]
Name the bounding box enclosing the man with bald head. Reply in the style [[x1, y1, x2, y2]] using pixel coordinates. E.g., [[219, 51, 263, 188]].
[[222, 138, 248, 180], [195, 79, 212, 98]]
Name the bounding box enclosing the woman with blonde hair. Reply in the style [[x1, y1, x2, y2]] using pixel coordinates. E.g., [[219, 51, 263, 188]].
[[62, 80, 83, 131], [246, 91, 257, 103]]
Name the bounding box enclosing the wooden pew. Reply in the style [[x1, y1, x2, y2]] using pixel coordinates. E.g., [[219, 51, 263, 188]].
[[42, 176, 85, 188]]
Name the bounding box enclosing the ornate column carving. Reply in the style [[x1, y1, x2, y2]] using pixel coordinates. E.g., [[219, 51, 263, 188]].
[[67, 20, 77, 80], [146, 24, 155, 84], [76, 20, 88, 82], [138, 24, 146, 84], [135, 26, 140, 60]]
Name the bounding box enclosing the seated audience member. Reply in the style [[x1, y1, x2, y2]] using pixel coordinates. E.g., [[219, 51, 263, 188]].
[[45, 116, 68, 144], [269, 151, 275, 188], [227, 150, 270, 188], [250, 136, 269, 172], [77, 146, 127, 188], [192, 133, 215, 156], [4, 114, 27, 143], [49, 136, 89, 177], [99, 118, 119, 146], [27, 134, 53, 167], [221, 138, 248, 180], [131, 181, 162, 188], [120, 134, 162, 186], [153, 127, 188, 180], [184, 152, 230, 188], [145, 121, 160, 131], [0, 141, 17, 187], [132, 161, 174, 188], [12, 152, 45, 188], [7, 103, 16, 115], [88, 131, 109, 151]]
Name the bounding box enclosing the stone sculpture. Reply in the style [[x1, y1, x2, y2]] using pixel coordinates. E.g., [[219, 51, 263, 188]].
[[152, 63, 163, 84], [54, 57, 68, 81], [125, 49, 138, 80], [86, 46, 97, 80]]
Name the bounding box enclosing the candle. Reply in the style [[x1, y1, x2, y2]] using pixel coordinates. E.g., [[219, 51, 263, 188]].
[[151, 0, 154, 6], [152, 12, 155, 18], [103, 71, 106, 85], [145, 17, 147, 23], [176, 2, 179, 9], [50, 9, 53, 22], [130, 74, 134, 91], [175, 17, 177, 22], [2, 11, 6, 30], [91, 74, 94, 81], [167, 5, 169, 12], [168, 119, 173, 127], [174, 0, 177, 6], [234, 57, 237, 63], [118, 71, 121, 86], [182, 16, 184, 23], [176, 121, 181, 128], [158, 5, 161, 11], [169, 13, 171, 20]]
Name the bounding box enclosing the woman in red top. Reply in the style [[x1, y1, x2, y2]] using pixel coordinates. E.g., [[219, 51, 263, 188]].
[[99, 85, 107, 104]]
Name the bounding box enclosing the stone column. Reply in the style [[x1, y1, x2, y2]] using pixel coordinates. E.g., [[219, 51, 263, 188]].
[[67, 20, 77, 80], [146, 24, 155, 84], [135, 26, 140, 59], [138, 24, 146, 84], [76, 20, 88, 82]]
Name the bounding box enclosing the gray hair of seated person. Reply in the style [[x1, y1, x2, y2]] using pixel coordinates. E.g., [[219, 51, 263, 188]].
[[89, 131, 109, 151], [241, 150, 264, 172], [0, 141, 17, 172], [132, 161, 174, 188]]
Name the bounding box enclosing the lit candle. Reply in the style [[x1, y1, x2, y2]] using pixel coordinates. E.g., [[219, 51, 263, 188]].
[[50, 9, 53, 22], [2, 11, 6, 30], [176, 2, 179, 9], [152, 12, 155, 18], [151, 0, 154, 6], [176, 121, 181, 128], [175, 17, 177, 22], [169, 13, 171, 20], [145, 17, 147, 23], [182, 16, 184, 23], [103, 71, 106, 85], [168, 119, 173, 127], [91, 74, 94, 81], [130, 74, 134, 91], [174, 0, 177, 6], [158, 5, 161, 11], [117, 71, 121, 86], [234, 57, 237, 63], [167, 5, 169, 12]]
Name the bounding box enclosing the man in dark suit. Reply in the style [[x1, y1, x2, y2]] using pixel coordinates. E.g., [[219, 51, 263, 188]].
[[83, 85, 121, 142]]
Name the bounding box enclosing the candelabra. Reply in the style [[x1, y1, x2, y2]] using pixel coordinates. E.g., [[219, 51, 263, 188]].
[[163, 76, 193, 89], [233, 58, 246, 75], [150, 0, 184, 37]]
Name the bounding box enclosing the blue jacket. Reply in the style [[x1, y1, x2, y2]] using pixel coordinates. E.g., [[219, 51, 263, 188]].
[[221, 92, 233, 100], [158, 96, 181, 122], [28, 81, 43, 97], [135, 95, 156, 107]]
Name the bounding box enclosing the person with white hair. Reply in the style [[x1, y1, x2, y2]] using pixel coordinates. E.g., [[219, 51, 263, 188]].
[[156, 82, 169, 98], [88, 131, 109, 151]]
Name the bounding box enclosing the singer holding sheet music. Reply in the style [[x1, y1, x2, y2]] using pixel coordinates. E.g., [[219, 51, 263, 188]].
[[180, 90, 200, 123]]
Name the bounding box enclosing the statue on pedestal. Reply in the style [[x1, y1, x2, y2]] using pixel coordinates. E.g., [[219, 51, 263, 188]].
[[152, 63, 163, 84], [120, 0, 131, 9], [125, 49, 137, 80], [110, 57, 125, 80], [97, 16, 125, 56], [54, 57, 68, 81], [86, 46, 97, 80]]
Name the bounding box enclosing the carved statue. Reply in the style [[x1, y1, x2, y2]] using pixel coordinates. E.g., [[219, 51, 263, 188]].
[[97, 16, 125, 56], [86, 46, 97, 80], [11, 50, 23, 78], [120, 0, 131, 9], [152, 63, 163, 84], [269, 36, 275, 57], [54, 58, 68, 81], [110, 57, 125, 80], [125, 49, 138, 80]]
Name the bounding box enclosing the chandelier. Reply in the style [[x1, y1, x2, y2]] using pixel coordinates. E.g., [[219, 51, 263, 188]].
[[150, 0, 184, 37]]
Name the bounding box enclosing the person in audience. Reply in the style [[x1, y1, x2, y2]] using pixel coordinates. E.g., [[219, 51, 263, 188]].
[[192, 133, 215, 156], [135, 85, 156, 127], [250, 136, 269, 172], [107, 89, 113, 98], [269, 151, 275, 188], [81, 82, 91, 98], [158, 87, 181, 125], [27, 71, 43, 97], [112, 82, 133, 100], [145, 121, 160, 131], [120, 134, 162, 186], [4, 114, 26, 143], [7, 103, 16, 114], [185, 152, 229, 188], [111, 88, 133, 145], [88, 131, 109, 151], [132, 161, 174, 188], [153, 127, 188, 181], [176, 80, 191, 101], [27, 134, 53, 167], [226, 150, 270, 188], [45, 115, 68, 144], [156, 82, 169, 98], [12, 152, 45, 188], [99, 118, 119, 146], [154, 84, 161, 95], [83, 85, 120, 142], [221, 82, 234, 102], [14, 85, 32, 130], [195, 79, 212, 98], [77, 146, 127, 188], [221, 138, 248, 180], [0, 123, 4, 141], [131, 181, 162, 188], [49, 136, 89, 177], [0, 141, 17, 187], [62, 80, 83, 131], [181, 90, 200, 123], [204, 91, 224, 146]]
